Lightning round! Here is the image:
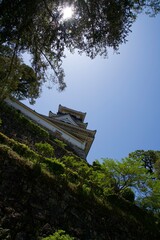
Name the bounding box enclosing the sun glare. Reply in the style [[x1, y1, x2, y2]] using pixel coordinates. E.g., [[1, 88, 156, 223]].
[[62, 6, 73, 20]]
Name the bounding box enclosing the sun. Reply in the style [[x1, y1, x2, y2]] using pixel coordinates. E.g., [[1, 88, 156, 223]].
[[62, 6, 74, 20]]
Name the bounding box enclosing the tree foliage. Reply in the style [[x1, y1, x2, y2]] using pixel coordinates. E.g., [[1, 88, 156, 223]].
[[0, 45, 41, 103], [1, 0, 160, 101], [96, 157, 149, 193], [94, 154, 160, 214], [129, 150, 160, 173], [129, 150, 160, 213]]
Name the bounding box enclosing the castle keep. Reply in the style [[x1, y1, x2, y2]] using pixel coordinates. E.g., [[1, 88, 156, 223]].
[[5, 98, 96, 159]]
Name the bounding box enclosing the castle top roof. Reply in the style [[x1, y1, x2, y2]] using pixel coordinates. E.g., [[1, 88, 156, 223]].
[[58, 105, 86, 122]]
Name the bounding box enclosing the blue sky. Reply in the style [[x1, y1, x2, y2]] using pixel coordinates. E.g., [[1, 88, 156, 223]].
[[23, 13, 160, 164]]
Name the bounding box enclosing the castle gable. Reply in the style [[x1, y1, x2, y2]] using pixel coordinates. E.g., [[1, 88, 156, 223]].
[[54, 114, 78, 126]]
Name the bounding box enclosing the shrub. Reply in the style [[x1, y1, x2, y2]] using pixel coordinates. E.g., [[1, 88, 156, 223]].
[[35, 142, 54, 158], [42, 230, 74, 240], [65, 169, 79, 184], [82, 184, 91, 196], [42, 158, 65, 175], [0, 144, 24, 162], [54, 139, 67, 149], [0, 132, 39, 162]]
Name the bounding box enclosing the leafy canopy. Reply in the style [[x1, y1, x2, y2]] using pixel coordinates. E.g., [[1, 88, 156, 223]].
[[0, 45, 41, 103], [1, 0, 160, 101], [97, 149, 160, 214]]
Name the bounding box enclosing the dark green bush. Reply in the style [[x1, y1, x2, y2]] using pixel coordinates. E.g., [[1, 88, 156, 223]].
[[121, 188, 135, 203], [0, 144, 25, 162], [32, 162, 42, 176], [35, 142, 54, 158], [41, 158, 65, 175], [0, 132, 39, 162], [65, 169, 79, 184]]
